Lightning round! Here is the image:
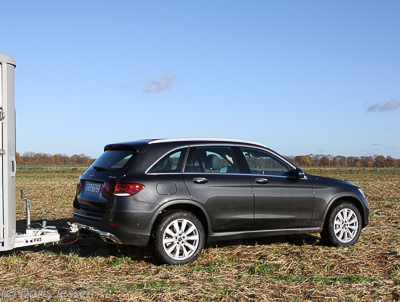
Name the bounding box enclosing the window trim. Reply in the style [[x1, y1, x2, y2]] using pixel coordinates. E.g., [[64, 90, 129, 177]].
[[144, 143, 297, 176]]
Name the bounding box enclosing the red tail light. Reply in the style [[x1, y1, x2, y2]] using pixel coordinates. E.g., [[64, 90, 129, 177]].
[[102, 182, 116, 194], [76, 179, 82, 195], [103, 182, 145, 196]]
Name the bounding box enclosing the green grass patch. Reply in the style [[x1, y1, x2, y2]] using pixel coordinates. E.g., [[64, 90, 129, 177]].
[[135, 279, 170, 294], [248, 262, 281, 276], [248, 263, 380, 285], [106, 256, 136, 267]]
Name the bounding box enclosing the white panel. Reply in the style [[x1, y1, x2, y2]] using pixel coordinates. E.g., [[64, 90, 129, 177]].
[[0, 62, 3, 247], [0, 55, 60, 251], [0, 54, 16, 251]]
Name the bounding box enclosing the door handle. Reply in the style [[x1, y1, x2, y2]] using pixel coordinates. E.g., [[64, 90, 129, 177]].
[[255, 178, 268, 184], [193, 178, 208, 184]]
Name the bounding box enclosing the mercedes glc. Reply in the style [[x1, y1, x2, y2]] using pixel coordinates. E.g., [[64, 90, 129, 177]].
[[73, 138, 369, 265]]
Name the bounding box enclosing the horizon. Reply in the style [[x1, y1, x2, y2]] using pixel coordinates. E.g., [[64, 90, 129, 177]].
[[16, 150, 400, 163]]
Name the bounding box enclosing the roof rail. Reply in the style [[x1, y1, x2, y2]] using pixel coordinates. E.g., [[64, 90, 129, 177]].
[[148, 138, 267, 148]]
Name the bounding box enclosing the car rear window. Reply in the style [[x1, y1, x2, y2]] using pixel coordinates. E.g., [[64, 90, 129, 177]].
[[89, 150, 137, 171]]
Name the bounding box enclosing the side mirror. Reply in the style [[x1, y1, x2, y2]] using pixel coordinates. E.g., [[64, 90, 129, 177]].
[[296, 168, 306, 179]]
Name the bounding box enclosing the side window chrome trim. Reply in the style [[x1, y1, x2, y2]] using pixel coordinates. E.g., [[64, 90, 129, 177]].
[[246, 173, 308, 180], [145, 146, 189, 174], [246, 173, 293, 178], [146, 172, 183, 175], [183, 172, 242, 176]]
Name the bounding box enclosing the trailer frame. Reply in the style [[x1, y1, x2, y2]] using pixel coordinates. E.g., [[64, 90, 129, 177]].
[[0, 53, 67, 251]]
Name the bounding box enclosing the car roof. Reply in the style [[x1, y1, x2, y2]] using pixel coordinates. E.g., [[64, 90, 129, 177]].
[[103, 138, 297, 169], [104, 138, 268, 153]]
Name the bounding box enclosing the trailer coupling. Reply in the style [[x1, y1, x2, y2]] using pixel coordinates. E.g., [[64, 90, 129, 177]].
[[74, 223, 122, 245]]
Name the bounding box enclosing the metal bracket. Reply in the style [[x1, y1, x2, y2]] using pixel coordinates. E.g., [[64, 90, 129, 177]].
[[68, 222, 79, 234], [14, 227, 60, 248]]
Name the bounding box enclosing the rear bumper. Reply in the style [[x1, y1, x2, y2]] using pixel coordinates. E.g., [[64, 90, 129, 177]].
[[73, 214, 151, 247]]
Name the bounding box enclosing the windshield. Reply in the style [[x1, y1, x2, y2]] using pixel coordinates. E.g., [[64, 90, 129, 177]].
[[89, 150, 136, 171]]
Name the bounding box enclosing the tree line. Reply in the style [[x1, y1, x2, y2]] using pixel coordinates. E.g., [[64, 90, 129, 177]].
[[287, 154, 400, 168], [16, 152, 95, 166], [16, 151, 400, 168]]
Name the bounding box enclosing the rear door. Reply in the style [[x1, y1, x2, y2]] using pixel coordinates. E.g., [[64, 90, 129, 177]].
[[183, 145, 254, 232], [240, 147, 314, 230], [143, 147, 192, 205]]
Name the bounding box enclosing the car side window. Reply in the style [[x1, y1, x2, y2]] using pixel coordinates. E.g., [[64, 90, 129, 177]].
[[148, 149, 186, 173], [241, 147, 291, 176], [184, 148, 204, 172], [184, 146, 238, 173]]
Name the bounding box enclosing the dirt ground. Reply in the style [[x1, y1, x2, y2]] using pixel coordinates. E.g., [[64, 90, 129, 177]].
[[0, 167, 398, 301]]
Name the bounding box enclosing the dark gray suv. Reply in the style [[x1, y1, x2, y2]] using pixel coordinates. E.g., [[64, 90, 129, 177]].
[[73, 138, 369, 265]]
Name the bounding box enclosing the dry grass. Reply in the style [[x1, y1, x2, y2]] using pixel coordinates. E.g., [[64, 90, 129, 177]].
[[0, 167, 398, 301]]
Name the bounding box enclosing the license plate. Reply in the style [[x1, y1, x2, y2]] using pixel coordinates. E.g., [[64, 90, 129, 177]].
[[85, 183, 102, 193]]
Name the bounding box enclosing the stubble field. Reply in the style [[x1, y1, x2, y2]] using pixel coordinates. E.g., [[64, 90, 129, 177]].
[[0, 167, 399, 301]]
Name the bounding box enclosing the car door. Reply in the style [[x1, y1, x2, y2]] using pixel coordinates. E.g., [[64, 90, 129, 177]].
[[240, 147, 314, 230], [143, 147, 193, 206], [183, 146, 254, 232]]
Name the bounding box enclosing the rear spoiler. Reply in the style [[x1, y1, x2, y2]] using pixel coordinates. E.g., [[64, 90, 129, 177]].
[[104, 143, 148, 153]]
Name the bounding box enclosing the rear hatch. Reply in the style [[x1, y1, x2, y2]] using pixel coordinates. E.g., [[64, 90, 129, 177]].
[[73, 147, 143, 221]]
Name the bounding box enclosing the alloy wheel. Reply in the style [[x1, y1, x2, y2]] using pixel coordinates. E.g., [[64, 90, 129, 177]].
[[162, 218, 200, 261], [333, 208, 359, 243]]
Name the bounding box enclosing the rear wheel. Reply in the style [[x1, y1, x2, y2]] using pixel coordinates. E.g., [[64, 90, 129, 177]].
[[322, 202, 362, 247], [152, 210, 205, 265]]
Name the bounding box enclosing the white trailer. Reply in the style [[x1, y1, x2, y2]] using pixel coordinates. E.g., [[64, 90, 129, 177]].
[[0, 54, 68, 251]]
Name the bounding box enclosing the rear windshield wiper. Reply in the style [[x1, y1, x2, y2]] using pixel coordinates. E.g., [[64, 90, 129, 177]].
[[93, 166, 109, 171]]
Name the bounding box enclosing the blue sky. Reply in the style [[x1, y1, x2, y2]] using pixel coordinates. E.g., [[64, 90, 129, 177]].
[[1, 1, 399, 159]]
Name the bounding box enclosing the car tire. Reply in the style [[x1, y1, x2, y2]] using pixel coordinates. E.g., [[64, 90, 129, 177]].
[[321, 202, 362, 247], [152, 210, 205, 265]]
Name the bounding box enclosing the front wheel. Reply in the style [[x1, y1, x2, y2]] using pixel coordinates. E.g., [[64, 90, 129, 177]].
[[152, 210, 205, 265], [321, 202, 362, 247]]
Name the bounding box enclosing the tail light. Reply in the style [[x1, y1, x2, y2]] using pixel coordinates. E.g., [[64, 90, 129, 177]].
[[76, 179, 82, 195], [103, 182, 145, 196]]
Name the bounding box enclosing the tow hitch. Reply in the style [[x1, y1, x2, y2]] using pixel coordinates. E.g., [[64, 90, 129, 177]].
[[12, 191, 80, 249]]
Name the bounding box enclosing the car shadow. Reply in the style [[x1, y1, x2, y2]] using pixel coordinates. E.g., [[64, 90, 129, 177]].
[[11, 218, 157, 264], [204, 233, 322, 250], [7, 218, 323, 265]]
